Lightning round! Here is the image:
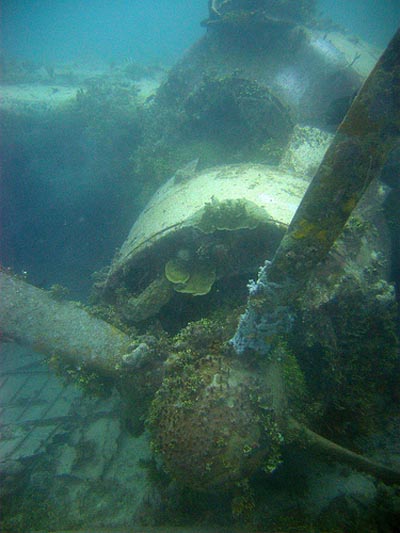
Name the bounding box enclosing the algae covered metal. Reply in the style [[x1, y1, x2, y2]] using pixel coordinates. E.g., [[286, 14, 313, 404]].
[[100, 163, 309, 322], [233, 27, 400, 357]]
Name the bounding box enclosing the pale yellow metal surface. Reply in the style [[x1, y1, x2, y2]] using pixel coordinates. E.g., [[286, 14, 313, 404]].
[[111, 163, 309, 278], [323, 32, 380, 78]]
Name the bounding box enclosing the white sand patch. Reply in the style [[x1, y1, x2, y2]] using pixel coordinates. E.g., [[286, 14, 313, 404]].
[[0, 84, 79, 111]]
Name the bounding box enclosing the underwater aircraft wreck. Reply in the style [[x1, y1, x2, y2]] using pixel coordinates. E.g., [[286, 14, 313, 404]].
[[1, 1, 399, 530]]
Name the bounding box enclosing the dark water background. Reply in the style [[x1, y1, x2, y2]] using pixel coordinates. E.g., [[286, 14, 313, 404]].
[[1, 0, 208, 65], [2, 0, 399, 63], [319, 0, 399, 47]]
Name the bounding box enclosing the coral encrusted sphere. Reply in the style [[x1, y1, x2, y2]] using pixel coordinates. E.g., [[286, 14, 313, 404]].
[[147, 350, 283, 491]]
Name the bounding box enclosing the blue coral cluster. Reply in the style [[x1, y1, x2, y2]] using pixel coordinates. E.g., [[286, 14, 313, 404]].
[[231, 260, 294, 357]]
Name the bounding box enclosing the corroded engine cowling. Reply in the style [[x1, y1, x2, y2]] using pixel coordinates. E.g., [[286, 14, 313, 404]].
[[98, 164, 309, 323]]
